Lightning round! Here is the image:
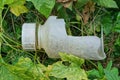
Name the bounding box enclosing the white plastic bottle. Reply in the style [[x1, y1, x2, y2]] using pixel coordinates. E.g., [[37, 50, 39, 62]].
[[22, 16, 106, 60]]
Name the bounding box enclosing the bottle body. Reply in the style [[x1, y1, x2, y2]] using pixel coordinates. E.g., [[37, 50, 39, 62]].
[[22, 16, 106, 60]]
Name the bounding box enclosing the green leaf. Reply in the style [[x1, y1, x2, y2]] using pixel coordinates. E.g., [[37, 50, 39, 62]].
[[104, 68, 120, 80], [106, 61, 112, 70], [97, 62, 104, 78], [94, 0, 118, 8], [14, 57, 33, 68], [0, 56, 49, 80], [101, 14, 113, 35], [115, 37, 120, 46], [114, 23, 120, 33], [114, 12, 120, 33], [87, 69, 101, 79], [75, 0, 89, 8], [0, 54, 4, 63], [49, 76, 64, 80], [10, 5, 28, 16], [87, 61, 120, 80], [0, 62, 32, 80], [49, 61, 88, 80], [0, 65, 23, 80], [57, 7, 68, 20], [48, 53, 87, 80], [103, 61, 120, 80], [27, 0, 55, 18], [0, 0, 14, 10], [0, 0, 28, 16], [116, 12, 120, 21], [59, 52, 84, 66], [9, 0, 28, 16]]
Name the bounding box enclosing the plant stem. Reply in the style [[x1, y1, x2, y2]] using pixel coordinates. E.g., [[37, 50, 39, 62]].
[[0, 9, 2, 29], [2, 34, 21, 45], [0, 9, 2, 54]]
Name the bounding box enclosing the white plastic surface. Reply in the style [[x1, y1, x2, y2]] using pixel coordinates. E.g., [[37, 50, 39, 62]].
[[22, 23, 36, 50], [22, 16, 106, 60]]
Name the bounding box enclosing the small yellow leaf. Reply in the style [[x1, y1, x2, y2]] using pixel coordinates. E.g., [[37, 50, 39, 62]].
[[10, 5, 28, 16]]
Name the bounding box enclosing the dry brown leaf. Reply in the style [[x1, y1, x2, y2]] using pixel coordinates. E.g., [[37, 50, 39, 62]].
[[82, 8, 90, 25], [63, 1, 73, 8], [57, 0, 77, 8], [82, 1, 95, 25], [57, 0, 71, 3]]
